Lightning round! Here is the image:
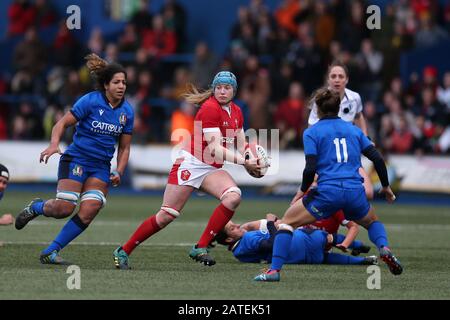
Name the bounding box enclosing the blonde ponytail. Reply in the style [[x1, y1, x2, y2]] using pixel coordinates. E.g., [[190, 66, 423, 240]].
[[182, 83, 213, 105]]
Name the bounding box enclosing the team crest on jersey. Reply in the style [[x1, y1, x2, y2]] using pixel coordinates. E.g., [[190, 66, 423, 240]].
[[119, 113, 127, 126], [311, 206, 322, 216], [72, 165, 83, 177], [180, 170, 191, 181]]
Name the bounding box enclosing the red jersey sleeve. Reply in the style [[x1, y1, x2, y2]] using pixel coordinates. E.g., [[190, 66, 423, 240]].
[[197, 101, 221, 130], [238, 106, 244, 129], [334, 210, 349, 226]]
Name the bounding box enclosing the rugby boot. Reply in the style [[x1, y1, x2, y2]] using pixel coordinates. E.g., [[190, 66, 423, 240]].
[[40, 250, 70, 265], [254, 269, 280, 282], [15, 198, 43, 230], [379, 246, 403, 275], [113, 246, 130, 270], [189, 245, 216, 266]]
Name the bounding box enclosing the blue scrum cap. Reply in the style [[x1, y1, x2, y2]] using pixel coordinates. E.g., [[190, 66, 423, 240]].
[[211, 71, 237, 93]]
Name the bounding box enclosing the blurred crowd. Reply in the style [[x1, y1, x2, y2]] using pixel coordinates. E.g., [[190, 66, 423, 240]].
[[0, 0, 449, 154]]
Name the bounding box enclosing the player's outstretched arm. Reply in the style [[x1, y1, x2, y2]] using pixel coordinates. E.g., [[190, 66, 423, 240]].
[[292, 155, 317, 205], [380, 186, 396, 204], [240, 220, 261, 231], [354, 112, 368, 136], [111, 134, 132, 187], [336, 221, 359, 251], [40, 112, 78, 164]]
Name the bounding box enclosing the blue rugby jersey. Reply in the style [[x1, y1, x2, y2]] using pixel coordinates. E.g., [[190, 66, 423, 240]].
[[303, 116, 372, 188], [66, 91, 134, 163], [232, 229, 328, 264], [232, 231, 272, 263]]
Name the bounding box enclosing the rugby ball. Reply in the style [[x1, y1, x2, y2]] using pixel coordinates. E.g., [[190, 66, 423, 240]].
[[244, 143, 270, 178]]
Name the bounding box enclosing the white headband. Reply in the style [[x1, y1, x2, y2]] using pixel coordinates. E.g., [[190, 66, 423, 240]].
[[0, 170, 9, 180]]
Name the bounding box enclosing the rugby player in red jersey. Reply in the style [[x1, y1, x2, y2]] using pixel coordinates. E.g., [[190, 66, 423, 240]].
[[113, 71, 265, 269]]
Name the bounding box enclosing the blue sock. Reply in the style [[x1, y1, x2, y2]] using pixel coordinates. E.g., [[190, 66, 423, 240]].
[[31, 200, 46, 216], [324, 253, 365, 265], [350, 239, 364, 249], [334, 233, 364, 249], [41, 215, 88, 255], [270, 230, 293, 271], [367, 221, 389, 249], [334, 234, 345, 245]]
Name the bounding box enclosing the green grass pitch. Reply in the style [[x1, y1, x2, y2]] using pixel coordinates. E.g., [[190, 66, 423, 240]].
[[1, 191, 450, 300]]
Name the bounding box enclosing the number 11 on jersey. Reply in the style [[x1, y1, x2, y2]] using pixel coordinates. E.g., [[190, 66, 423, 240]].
[[333, 138, 348, 163]]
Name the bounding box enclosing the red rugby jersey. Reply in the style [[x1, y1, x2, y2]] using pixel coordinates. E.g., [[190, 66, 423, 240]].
[[186, 96, 243, 168], [304, 210, 349, 234]]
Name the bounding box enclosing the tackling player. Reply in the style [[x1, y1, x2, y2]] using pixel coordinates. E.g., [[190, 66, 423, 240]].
[[215, 217, 377, 266], [15, 54, 134, 264], [236, 211, 370, 256]]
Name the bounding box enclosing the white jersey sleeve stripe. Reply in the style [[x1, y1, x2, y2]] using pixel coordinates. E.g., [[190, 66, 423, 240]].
[[202, 127, 221, 133]]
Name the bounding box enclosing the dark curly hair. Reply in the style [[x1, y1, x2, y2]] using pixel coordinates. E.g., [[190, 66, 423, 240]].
[[85, 53, 127, 92], [314, 87, 341, 118]]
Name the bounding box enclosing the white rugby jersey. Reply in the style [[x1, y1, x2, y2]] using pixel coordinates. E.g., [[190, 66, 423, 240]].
[[308, 88, 363, 125]]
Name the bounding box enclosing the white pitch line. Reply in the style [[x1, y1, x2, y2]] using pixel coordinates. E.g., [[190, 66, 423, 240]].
[[0, 241, 193, 246], [386, 224, 450, 231], [27, 221, 203, 227], [25, 221, 450, 230]]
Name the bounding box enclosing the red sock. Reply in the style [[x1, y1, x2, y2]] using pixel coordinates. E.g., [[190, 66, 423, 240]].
[[122, 215, 161, 255], [197, 203, 235, 248]]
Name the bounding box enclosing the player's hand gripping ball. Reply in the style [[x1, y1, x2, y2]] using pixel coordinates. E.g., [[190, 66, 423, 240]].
[[244, 143, 270, 178]]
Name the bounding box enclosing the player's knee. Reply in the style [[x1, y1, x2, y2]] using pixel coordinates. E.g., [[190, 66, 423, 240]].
[[54, 191, 79, 217], [53, 200, 76, 218], [358, 215, 378, 229], [278, 223, 294, 232], [157, 206, 180, 228], [220, 187, 242, 210], [80, 190, 106, 208]]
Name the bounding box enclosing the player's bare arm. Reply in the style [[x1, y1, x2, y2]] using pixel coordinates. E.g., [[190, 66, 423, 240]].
[[40, 112, 78, 164], [354, 112, 368, 136], [204, 131, 260, 172], [111, 134, 132, 186], [336, 221, 359, 251]]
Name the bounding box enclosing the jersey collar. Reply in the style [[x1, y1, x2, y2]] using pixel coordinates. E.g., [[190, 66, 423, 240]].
[[342, 89, 349, 102], [101, 92, 125, 109], [319, 115, 340, 121], [231, 239, 241, 252]]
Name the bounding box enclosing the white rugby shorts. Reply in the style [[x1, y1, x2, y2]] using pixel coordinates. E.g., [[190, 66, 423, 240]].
[[167, 150, 223, 189]]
